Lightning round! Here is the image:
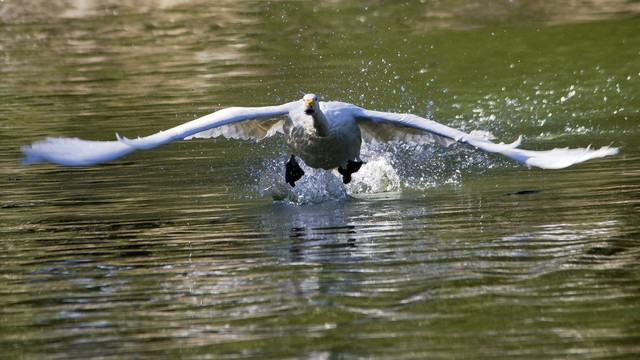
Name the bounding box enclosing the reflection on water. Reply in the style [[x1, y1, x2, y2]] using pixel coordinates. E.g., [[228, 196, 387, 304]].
[[4, 0, 640, 26], [2, 178, 638, 358], [1, 1, 639, 359]]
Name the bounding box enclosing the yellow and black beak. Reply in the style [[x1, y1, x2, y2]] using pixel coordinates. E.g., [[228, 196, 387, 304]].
[[304, 99, 316, 115]]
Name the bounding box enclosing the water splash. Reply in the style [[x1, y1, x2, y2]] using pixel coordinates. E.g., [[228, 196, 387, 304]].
[[252, 138, 507, 204], [258, 160, 347, 204], [346, 154, 401, 194], [255, 143, 407, 204]]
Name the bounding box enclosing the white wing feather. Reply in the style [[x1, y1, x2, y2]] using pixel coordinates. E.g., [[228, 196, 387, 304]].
[[118, 103, 295, 149], [353, 107, 618, 169], [20, 137, 135, 166], [20, 102, 296, 166]]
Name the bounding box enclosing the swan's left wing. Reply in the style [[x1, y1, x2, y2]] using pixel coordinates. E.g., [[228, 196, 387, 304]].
[[20, 102, 296, 166], [352, 106, 618, 169]]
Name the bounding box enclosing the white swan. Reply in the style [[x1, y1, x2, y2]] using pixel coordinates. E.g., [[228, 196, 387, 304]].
[[20, 93, 618, 186]]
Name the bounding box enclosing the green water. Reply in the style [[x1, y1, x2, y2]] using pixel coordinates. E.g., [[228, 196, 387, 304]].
[[1, 1, 639, 359]]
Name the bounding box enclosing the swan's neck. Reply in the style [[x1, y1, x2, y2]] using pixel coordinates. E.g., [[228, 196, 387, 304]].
[[310, 110, 330, 137]]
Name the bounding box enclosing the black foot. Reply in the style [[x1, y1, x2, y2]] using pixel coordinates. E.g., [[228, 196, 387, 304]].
[[285, 155, 305, 187], [338, 160, 364, 184]]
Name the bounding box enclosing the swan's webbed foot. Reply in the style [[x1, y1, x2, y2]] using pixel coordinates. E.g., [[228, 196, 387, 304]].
[[285, 155, 305, 187], [338, 160, 364, 184]]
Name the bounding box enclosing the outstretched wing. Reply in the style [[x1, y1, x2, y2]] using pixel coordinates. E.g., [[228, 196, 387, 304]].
[[20, 102, 297, 166], [352, 106, 618, 169]]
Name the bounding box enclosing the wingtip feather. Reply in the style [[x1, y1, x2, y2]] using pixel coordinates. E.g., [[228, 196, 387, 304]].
[[19, 144, 39, 165]]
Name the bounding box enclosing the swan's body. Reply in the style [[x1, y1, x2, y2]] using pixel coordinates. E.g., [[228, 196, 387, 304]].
[[20, 94, 618, 185], [284, 95, 362, 170]]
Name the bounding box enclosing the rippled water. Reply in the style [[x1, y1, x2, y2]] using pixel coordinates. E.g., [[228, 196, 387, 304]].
[[1, 1, 639, 359]]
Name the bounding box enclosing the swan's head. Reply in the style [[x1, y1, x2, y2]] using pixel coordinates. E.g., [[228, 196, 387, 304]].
[[303, 93, 318, 115]]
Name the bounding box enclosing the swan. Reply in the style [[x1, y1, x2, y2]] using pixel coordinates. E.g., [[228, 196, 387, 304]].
[[20, 93, 618, 186]]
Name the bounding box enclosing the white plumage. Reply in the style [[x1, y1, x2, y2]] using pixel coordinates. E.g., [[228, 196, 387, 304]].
[[20, 93, 618, 184]]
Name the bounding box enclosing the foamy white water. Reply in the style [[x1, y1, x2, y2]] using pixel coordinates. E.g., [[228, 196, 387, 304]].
[[256, 140, 494, 204]]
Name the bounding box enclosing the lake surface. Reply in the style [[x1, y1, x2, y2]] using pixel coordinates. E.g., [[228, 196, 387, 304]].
[[1, 1, 639, 359]]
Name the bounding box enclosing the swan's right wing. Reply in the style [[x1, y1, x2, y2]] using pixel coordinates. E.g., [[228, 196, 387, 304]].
[[20, 102, 297, 166], [20, 137, 136, 167]]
